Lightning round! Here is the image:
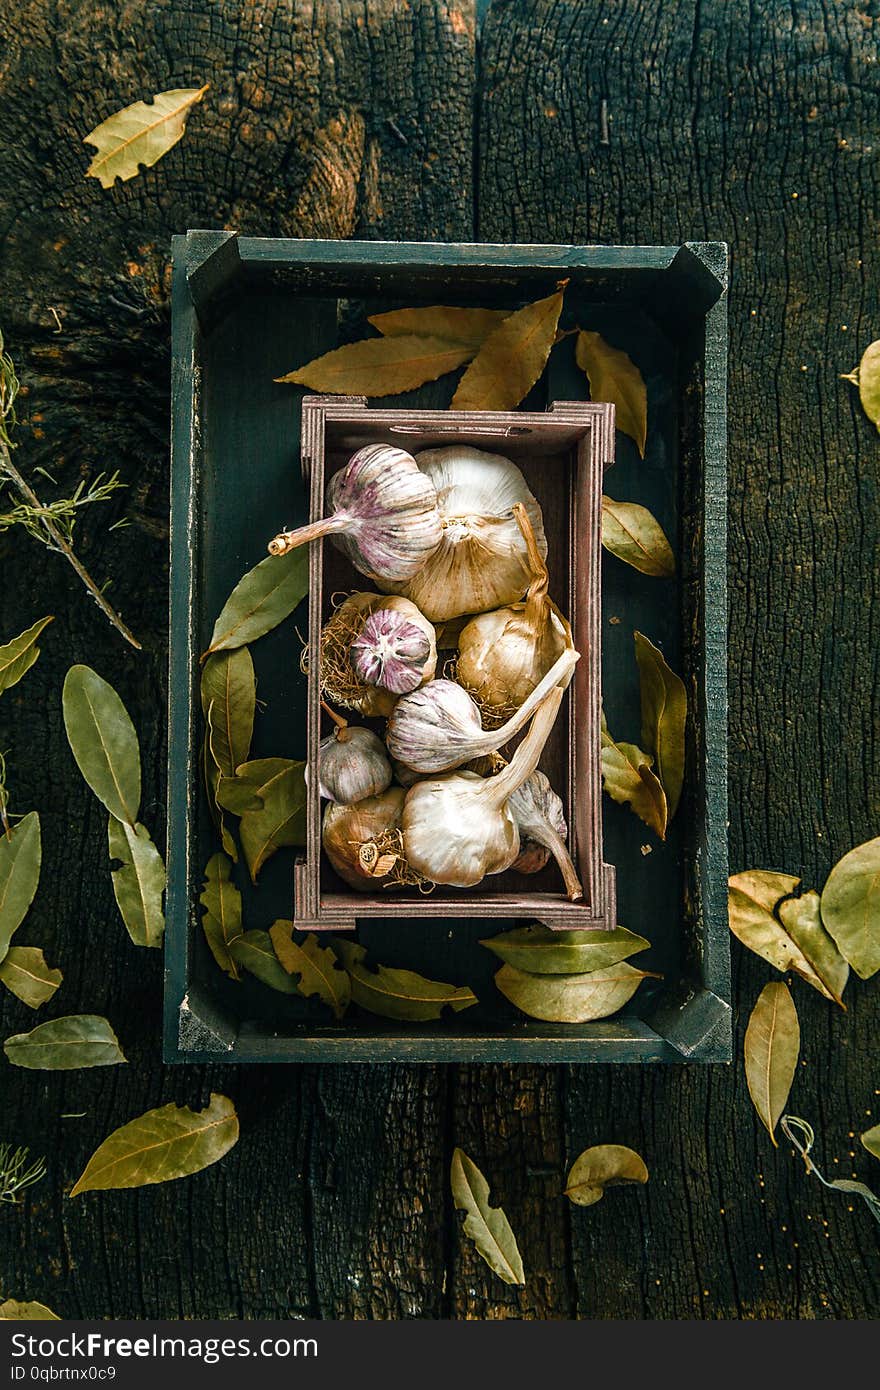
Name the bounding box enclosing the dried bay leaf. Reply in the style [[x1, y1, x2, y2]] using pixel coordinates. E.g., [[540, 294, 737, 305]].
[[862, 1124, 880, 1161], [70, 1093, 238, 1196], [4, 1015, 126, 1070], [0, 616, 53, 696], [450, 1147, 525, 1286], [777, 891, 848, 1007], [633, 632, 686, 819], [335, 940, 477, 1022], [215, 757, 295, 817], [601, 497, 674, 577], [62, 665, 141, 825], [204, 550, 309, 657], [600, 717, 667, 839], [108, 818, 165, 949], [0, 1300, 59, 1320], [368, 305, 508, 347], [451, 284, 566, 411], [564, 1145, 649, 1207], [200, 648, 255, 778], [745, 983, 799, 1145], [495, 961, 652, 1023], [199, 853, 242, 980], [841, 339, 880, 432], [576, 331, 648, 456], [0, 947, 62, 1009], [203, 707, 238, 862], [0, 811, 41, 964], [269, 921, 351, 1019], [276, 335, 474, 395], [480, 923, 649, 975], [84, 85, 209, 187], [819, 836, 880, 980], [239, 760, 307, 883], [229, 930, 297, 994]]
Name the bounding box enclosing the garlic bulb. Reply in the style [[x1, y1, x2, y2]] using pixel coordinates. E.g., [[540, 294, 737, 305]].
[[508, 771, 583, 900], [318, 704, 392, 805], [403, 684, 565, 888], [319, 592, 435, 717], [457, 503, 572, 725], [350, 603, 437, 695], [322, 787, 421, 891], [377, 446, 547, 621], [386, 647, 578, 774], [268, 444, 443, 583]]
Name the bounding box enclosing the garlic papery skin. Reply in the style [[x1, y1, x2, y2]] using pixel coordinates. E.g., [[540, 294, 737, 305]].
[[268, 443, 443, 583], [456, 502, 573, 725], [322, 787, 419, 891], [319, 592, 436, 717], [508, 771, 583, 900], [402, 684, 565, 888], [376, 446, 548, 621], [350, 602, 437, 695], [318, 707, 392, 805], [386, 646, 578, 774]]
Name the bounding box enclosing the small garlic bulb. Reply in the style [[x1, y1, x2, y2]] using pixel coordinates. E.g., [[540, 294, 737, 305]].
[[350, 603, 437, 695], [322, 787, 417, 891], [268, 444, 443, 583], [319, 592, 435, 717], [508, 771, 583, 901], [403, 684, 565, 888], [377, 446, 547, 621], [386, 647, 578, 774], [457, 503, 572, 725], [318, 704, 392, 805]]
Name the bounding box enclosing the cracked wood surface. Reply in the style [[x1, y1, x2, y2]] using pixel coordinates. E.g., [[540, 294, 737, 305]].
[[0, 0, 878, 1319]]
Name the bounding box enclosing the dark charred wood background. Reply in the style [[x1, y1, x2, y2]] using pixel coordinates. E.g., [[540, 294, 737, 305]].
[[1, 0, 878, 1319]]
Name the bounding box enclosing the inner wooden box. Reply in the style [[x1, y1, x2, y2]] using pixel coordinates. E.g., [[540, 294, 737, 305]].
[[294, 396, 617, 932]]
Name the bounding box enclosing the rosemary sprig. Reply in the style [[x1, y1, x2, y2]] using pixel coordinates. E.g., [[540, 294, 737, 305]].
[[0, 1143, 47, 1204], [0, 329, 141, 650]]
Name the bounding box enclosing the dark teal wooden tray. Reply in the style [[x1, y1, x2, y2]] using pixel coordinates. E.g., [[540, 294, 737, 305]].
[[166, 234, 729, 1064]]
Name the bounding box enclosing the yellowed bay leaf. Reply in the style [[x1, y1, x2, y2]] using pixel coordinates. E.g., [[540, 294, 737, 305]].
[[495, 961, 652, 1023], [107, 817, 166, 949], [275, 335, 474, 395], [601, 496, 674, 577], [744, 982, 799, 1146], [819, 835, 880, 980], [200, 852, 242, 980], [269, 921, 351, 1019], [576, 330, 647, 456], [862, 1123, 880, 1161], [777, 891, 848, 1007], [633, 632, 686, 820], [229, 930, 297, 994], [729, 871, 850, 1007], [368, 305, 508, 348], [450, 1147, 525, 1286], [334, 940, 476, 1022], [564, 1145, 649, 1207], [84, 86, 209, 188], [0, 946, 62, 1009], [480, 923, 649, 975], [70, 1093, 238, 1196], [238, 760, 307, 883], [841, 339, 880, 432], [600, 716, 667, 839], [451, 284, 566, 411], [0, 1299, 59, 1320], [0, 616, 53, 696]]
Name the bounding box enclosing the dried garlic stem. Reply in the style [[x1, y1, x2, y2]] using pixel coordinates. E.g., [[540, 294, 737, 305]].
[[269, 513, 349, 555], [472, 647, 578, 761], [486, 685, 566, 812]]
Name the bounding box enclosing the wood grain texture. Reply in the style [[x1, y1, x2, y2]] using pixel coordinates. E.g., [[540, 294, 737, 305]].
[[0, 0, 877, 1321]]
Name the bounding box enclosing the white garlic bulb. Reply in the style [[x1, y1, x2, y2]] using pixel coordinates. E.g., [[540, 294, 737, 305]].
[[402, 684, 565, 888], [376, 446, 547, 621], [269, 443, 443, 583], [457, 502, 572, 725], [386, 647, 578, 774], [318, 705, 392, 805], [319, 592, 436, 717], [322, 787, 415, 891], [508, 771, 583, 900]]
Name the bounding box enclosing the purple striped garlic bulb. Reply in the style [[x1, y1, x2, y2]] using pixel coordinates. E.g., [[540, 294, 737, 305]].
[[351, 603, 437, 696], [268, 444, 443, 583]]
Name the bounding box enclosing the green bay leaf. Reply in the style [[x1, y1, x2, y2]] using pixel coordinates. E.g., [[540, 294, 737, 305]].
[[204, 550, 308, 657], [495, 961, 651, 1023], [841, 339, 880, 432], [200, 648, 255, 777], [819, 836, 880, 980], [744, 982, 799, 1146], [199, 852, 242, 980], [203, 714, 238, 862], [480, 923, 649, 975], [335, 940, 477, 1022], [450, 1147, 524, 1286], [633, 632, 686, 820], [777, 891, 848, 1007], [861, 1124, 880, 1162], [0, 811, 41, 965], [564, 1144, 649, 1207], [269, 922, 351, 1019], [69, 1093, 238, 1196], [239, 759, 306, 883], [4, 1014, 126, 1070], [0, 946, 62, 1009], [216, 757, 294, 817], [62, 665, 141, 825], [108, 817, 166, 948], [229, 929, 297, 993], [0, 616, 53, 696]]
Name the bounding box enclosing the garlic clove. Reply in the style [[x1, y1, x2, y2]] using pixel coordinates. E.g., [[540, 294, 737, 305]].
[[350, 601, 437, 695], [318, 723, 392, 806], [508, 770, 583, 901]]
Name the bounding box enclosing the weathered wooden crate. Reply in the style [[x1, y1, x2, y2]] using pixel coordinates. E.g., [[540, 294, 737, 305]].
[[296, 396, 616, 934], [165, 233, 729, 1064]]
